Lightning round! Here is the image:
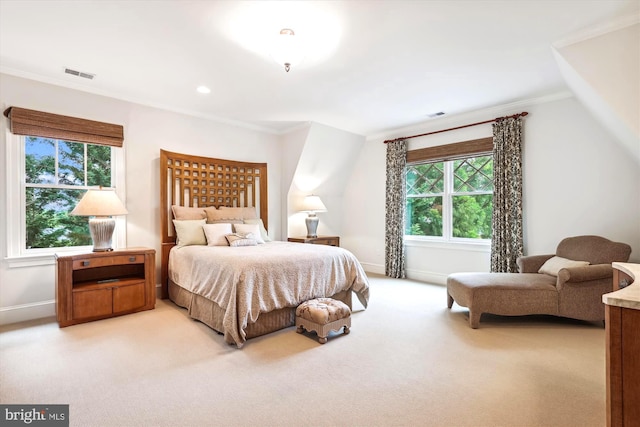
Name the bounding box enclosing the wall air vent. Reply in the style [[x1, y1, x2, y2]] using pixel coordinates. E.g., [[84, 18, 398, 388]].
[[64, 68, 95, 80]]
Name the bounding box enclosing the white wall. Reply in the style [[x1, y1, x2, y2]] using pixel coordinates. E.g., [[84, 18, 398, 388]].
[[285, 122, 365, 238], [0, 73, 281, 324], [343, 96, 640, 284], [553, 22, 640, 163]]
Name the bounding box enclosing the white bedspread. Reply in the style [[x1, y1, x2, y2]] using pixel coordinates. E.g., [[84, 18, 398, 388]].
[[168, 241, 370, 347]]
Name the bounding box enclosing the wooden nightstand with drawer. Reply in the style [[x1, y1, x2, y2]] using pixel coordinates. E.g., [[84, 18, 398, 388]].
[[55, 247, 156, 327], [287, 236, 340, 247]]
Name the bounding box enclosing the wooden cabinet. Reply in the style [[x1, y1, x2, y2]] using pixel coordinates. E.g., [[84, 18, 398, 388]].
[[288, 236, 340, 247], [605, 264, 639, 427], [56, 248, 156, 327]]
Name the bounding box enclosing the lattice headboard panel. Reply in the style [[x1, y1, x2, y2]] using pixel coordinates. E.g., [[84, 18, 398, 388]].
[[159, 149, 268, 296]]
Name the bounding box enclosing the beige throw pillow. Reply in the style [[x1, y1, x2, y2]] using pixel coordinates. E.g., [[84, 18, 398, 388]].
[[225, 233, 258, 247], [233, 223, 264, 244], [203, 223, 233, 246], [243, 218, 271, 242], [172, 219, 207, 246], [538, 256, 590, 276], [172, 205, 206, 220]]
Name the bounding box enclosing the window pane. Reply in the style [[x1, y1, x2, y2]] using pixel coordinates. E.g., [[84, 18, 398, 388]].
[[452, 194, 493, 239], [87, 144, 112, 186], [453, 156, 493, 192], [406, 163, 444, 195], [25, 188, 91, 249], [58, 141, 85, 185], [406, 196, 443, 236], [25, 137, 55, 184]]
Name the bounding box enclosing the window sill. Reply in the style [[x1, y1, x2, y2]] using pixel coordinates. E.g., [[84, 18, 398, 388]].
[[5, 246, 94, 268], [404, 236, 490, 253]]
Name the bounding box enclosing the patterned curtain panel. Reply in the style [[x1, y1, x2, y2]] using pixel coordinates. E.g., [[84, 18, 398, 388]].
[[491, 117, 524, 272], [385, 139, 407, 278]]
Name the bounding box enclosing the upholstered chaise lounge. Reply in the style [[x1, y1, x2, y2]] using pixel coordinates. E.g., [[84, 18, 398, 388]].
[[447, 235, 632, 328]]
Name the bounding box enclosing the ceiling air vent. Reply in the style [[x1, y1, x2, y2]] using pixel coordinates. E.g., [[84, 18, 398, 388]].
[[427, 111, 445, 118], [64, 68, 95, 80]]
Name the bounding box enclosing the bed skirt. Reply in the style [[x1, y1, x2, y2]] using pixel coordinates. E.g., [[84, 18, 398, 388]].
[[168, 280, 353, 345]]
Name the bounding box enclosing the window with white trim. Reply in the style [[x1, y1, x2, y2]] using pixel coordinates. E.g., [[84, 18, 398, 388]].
[[405, 141, 493, 242], [5, 132, 125, 261]]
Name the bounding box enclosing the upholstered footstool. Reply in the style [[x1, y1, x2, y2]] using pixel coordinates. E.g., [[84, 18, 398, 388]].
[[296, 298, 351, 344]]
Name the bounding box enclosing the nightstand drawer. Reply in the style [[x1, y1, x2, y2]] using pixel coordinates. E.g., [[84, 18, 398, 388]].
[[311, 237, 339, 246], [288, 236, 340, 247], [73, 254, 144, 270]]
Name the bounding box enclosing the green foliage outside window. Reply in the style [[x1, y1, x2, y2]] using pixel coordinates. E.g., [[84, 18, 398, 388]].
[[24, 137, 112, 249], [406, 155, 493, 240]]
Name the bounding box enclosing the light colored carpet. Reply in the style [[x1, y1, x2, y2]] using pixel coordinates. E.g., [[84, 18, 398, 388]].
[[0, 274, 606, 427]]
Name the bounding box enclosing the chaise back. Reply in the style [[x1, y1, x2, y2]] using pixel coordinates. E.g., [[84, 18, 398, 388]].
[[556, 235, 631, 265]]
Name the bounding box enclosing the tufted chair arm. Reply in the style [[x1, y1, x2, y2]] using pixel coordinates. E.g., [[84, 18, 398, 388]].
[[556, 264, 613, 290], [517, 254, 554, 273]]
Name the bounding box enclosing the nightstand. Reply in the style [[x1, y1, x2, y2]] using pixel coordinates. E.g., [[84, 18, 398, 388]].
[[287, 236, 340, 247], [55, 247, 156, 327]]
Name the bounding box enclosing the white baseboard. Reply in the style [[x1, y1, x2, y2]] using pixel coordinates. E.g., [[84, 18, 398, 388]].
[[0, 300, 55, 326], [405, 269, 447, 286], [360, 262, 447, 286]]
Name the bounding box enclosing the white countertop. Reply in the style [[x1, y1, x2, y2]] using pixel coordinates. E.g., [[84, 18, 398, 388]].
[[602, 262, 640, 310]]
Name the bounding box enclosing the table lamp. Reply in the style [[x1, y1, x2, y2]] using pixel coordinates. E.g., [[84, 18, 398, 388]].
[[71, 188, 128, 251], [300, 195, 327, 238]]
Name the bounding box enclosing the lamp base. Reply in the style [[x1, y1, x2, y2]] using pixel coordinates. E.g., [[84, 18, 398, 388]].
[[89, 217, 116, 252], [305, 214, 319, 238]]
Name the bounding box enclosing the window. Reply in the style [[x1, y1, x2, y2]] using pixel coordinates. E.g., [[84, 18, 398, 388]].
[[406, 154, 493, 242], [5, 132, 125, 264], [4, 107, 125, 265], [25, 136, 113, 249]]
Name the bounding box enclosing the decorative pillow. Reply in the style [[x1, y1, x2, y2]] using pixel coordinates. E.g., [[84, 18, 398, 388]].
[[219, 206, 258, 220], [225, 233, 258, 247], [243, 218, 271, 242], [203, 223, 233, 246], [172, 219, 207, 246], [204, 207, 244, 224], [538, 256, 590, 276], [233, 223, 265, 244], [172, 205, 206, 220]]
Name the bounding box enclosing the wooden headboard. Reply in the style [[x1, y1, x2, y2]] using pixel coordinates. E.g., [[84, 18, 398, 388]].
[[159, 149, 268, 297]]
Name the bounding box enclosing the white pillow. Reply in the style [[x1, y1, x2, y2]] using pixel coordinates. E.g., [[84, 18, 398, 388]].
[[538, 256, 590, 276], [243, 218, 271, 242], [234, 223, 265, 244], [203, 223, 233, 246], [172, 219, 207, 246]]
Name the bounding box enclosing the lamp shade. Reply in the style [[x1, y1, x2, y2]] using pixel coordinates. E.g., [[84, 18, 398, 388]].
[[300, 195, 327, 213], [71, 189, 128, 217]]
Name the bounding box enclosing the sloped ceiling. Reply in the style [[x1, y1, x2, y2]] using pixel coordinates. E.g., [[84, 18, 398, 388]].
[[1, 1, 638, 136], [553, 20, 639, 163]]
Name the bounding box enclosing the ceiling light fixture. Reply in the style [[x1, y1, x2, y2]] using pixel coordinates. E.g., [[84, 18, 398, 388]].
[[196, 85, 211, 94], [271, 28, 304, 73]]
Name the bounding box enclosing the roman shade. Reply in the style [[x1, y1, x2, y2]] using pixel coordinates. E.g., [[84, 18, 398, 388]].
[[3, 107, 124, 147], [406, 137, 492, 164]]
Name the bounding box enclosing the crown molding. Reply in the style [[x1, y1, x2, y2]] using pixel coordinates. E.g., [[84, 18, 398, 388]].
[[553, 13, 640, 48]]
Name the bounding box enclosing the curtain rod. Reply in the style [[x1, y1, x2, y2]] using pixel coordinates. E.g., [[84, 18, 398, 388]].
[[384, 111, 528, 143]]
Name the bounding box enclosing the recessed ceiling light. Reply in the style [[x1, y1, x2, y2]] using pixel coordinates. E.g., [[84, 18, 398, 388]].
[[196, 86, 211, 94]]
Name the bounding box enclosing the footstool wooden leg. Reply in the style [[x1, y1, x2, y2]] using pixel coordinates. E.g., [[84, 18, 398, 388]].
[[296, 325, 304, 334], [344, 326, 350, 335], [318, 336, 328, 344], [447, 292, 454, 309]]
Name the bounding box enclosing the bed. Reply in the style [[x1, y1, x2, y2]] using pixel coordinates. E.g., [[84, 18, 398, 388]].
[[160, 149, 370, 347]]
